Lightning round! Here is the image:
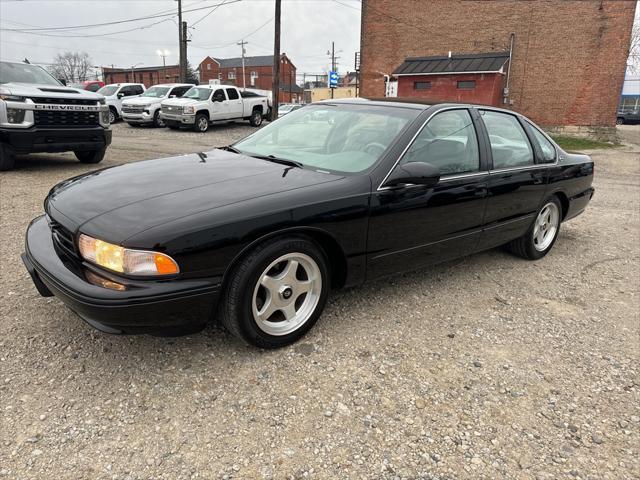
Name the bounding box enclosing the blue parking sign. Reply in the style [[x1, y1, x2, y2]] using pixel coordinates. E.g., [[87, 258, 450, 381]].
[[329, 71, 339, 88]]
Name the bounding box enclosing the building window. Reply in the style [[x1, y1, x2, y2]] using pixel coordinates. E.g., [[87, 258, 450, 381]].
[[457, 80, 476, 89], [414, 81, 431, 90], [228, 71, 236, 80], [250, 71, 258, 86], [207, 63, 211, 71]]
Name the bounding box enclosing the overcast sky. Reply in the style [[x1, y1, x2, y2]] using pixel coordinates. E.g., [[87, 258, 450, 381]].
[[0, 0, 362, 78]]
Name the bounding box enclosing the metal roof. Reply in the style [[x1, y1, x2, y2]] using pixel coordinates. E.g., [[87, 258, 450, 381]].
[[393, 51, 510, 76], [213, 55, 279, 69]]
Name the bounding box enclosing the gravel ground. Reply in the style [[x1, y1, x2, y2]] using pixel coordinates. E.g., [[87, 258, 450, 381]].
[[1, 123, 638, 480]]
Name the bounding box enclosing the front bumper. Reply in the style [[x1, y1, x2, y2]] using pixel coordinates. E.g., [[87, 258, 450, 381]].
[[122, 111, 153, 124], [0, 126, 112, 154], [22, 215, 220, 335], [160, 112, 195, 125]]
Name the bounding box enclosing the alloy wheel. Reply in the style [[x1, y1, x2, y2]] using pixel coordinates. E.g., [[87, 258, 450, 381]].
[[252, 252, 322, 336], [197, 117, 208, 132], [109, 110, 116, 124], [533, 202, 560, 251]]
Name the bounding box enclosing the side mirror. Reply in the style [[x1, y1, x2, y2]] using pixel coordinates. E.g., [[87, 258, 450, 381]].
[[384, 162, 440, 188], [169, 94, 176, 98], [117, 92, 125, 99]]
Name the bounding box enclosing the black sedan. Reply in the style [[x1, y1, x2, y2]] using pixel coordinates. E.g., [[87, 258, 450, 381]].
[[23, 99, 595, 348]]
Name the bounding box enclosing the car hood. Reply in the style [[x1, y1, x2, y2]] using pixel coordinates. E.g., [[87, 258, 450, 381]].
[[122, 97, 158, 106], [162, 97, 200, 107], [46, 149, 343, 244], [1, 82, 103, 100]]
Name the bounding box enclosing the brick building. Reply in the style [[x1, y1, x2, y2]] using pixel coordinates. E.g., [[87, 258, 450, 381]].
[[102, 65, 180, 86], [198, 54, 302, 103], [360, 0, 636, 127]]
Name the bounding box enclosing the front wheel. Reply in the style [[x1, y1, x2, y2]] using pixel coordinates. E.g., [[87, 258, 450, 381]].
[[220, 237, 330, 348], [75, 147, 106, 164], [153, 110, 165, 128], [507, 196, 562, 260], [616, 117, 624, 125], [249, 109, 263, 127], [0, 143, 16, 171], [194, 114, 209, 132], [108, 108, 117, 124]]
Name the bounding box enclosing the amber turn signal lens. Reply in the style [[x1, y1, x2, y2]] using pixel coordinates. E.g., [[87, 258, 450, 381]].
[[154, 253, 179, 275]]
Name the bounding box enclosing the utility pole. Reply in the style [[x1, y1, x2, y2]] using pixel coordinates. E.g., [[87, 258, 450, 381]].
[[177, 0, 185, 82], [271, 0, 281, 120], [237, 39, 247, 90], [330, 41, 335, 99], [182, 21, 189, 82]]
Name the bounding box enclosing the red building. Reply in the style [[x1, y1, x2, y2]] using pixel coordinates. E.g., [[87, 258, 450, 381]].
[[102, 65, 181, 86], [394, 52, 509, 106], [199, 54, 302, 103]]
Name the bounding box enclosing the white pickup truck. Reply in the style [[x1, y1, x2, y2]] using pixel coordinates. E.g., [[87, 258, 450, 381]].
[[96, 83, 146, 123], [160, 84, 268, 132]]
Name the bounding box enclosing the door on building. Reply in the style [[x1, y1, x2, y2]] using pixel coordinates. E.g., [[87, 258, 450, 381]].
[[225, 87, 243, 118], [367, 108, 489, 278], [475, 109, 549, 250]]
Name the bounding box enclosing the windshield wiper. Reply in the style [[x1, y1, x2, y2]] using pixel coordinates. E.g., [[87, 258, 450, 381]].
[[249, 154, 303, 169], [219, 145, 241, 154]]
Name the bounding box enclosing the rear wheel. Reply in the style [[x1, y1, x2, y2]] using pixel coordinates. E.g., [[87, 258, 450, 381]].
[[220, 236, 330, 348], [153, 110, 165, 128], [0, 143, 15, 171], [75, 147, 106, 164], [616, 117, 624, 125], [507, 196, 562, 260], [249, 109, 263, 127], [194, 113, 209, 132]]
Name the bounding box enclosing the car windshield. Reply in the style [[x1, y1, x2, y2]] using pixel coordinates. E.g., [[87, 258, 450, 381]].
[[141, 86, 170, 98], [183, 87, 212, 100], [279, 105, 294, 113], [0, 61, 61, 85], [234, 103, 420, 173], [97, 85, 118, 96]]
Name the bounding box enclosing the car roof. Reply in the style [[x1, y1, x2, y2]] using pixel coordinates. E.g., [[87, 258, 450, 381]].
[[194, 84, 238, 89], [151, 83, 194, 87], [103, 83, 144, 87]]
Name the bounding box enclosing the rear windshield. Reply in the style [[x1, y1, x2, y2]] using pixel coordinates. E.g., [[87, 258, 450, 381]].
[[0, 61, 60, 85]]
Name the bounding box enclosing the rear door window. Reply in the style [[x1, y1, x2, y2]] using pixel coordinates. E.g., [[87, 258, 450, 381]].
[[527, 122, 556, 163], [226, 88, 240, 100], [480, 110, 534, 169]]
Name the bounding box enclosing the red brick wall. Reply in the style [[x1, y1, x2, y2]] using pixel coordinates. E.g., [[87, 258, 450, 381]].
[[361, 0, 636, 126], [397, 73, 504, 106], [102, 66, 180, 87]]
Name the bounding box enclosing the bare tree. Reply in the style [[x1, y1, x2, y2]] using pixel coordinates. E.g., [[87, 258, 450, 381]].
[[49, 52, 93, 83], [629, 20, 640, 74]]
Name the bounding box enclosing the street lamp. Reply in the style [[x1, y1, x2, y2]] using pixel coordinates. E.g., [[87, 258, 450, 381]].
[[130, 62, 143, 83], [157, 50, 170, 81]]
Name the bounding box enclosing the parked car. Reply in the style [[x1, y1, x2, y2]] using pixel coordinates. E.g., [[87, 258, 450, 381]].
[[121, 83, 192, 128], [22, 99, 595, 348], [616, 108, 640, 125], [160, 84, 268, 132], [97, 83, 145, 123], [0, 61, 111, 171], [69, 80, 105, 92], [278, 103, 303, 117]]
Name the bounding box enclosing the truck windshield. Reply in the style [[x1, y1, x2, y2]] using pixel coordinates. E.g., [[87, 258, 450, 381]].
[[141, 86, 170, 98], [97, 86, 118, 96], [234, 103, 420, 173], [183, 87, 212, 101], [0, 61, 61, 85]]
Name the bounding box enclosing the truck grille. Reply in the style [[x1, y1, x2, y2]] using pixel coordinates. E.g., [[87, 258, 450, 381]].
[[31, 97, 98, 106], [162, 105, 182, 114], [34, 110, 100, 128], [122, 105, 145, 113], [48, 216, 79, 260]]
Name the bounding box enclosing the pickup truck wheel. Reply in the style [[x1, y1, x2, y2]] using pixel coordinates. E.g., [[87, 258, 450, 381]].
[[153, 110, 165, 128], [616, 117, 624, 125], [0, 143, 16, 171], [507, 196, 562, 260], [250, 110, 263, 127], [194, 114, 209, 132], [219, 236, 330, 348], [108, 108, 117, 124], [75, 147, 107, 164]]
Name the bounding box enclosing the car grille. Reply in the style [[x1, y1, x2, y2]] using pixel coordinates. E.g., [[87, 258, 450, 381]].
[[48, 216, 79, 260], [31, 97, 98, 106], [34, 110, 100, 128], [161, 105, 182, 114], [122, 105, 145, 113]]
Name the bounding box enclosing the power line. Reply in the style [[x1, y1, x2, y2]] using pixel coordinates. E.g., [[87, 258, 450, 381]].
[[190, 16, 273, 49], [190, 0, 230, 28]]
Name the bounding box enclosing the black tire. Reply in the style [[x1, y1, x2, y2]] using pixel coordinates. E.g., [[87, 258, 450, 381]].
[[0, 143, 16, 171], [153, 110, 165, 128], [127, 122, 139, 128], [507, 196, 562, 260], [249, 109, 263, 127], [219, 236, 330, 348], [616, 117, 624, 125], [167, 124, 181, 130], [108, 107, 118, 124], [194, 113, 209, 132], [75, 147, 107, 164]]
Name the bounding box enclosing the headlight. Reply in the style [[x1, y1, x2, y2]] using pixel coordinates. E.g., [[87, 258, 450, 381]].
[[183, 105, 195, 114], [98, 98, 106, 105], [78, 234, 179, 276], [100, 110, 110, 124], [0, 94, 25, 102]]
